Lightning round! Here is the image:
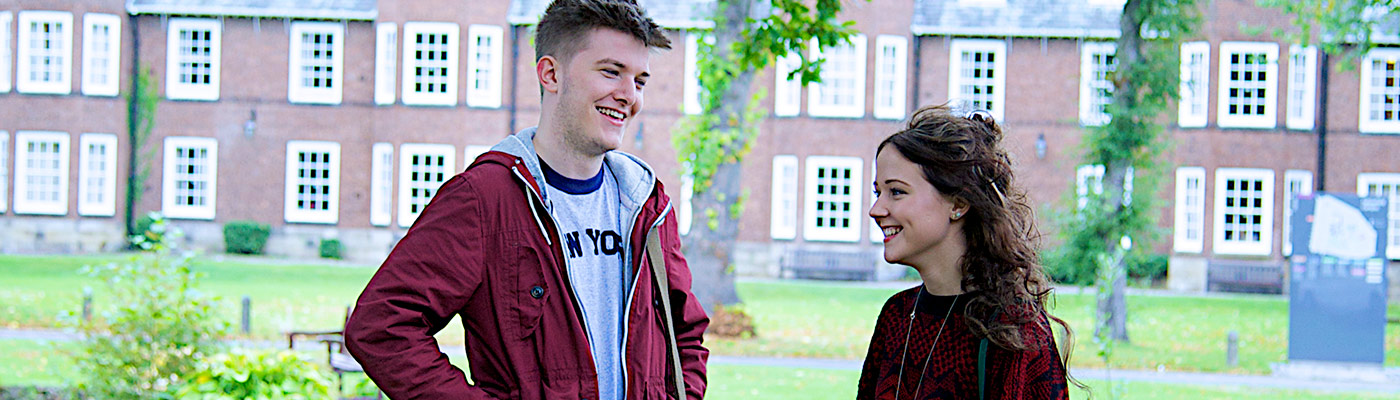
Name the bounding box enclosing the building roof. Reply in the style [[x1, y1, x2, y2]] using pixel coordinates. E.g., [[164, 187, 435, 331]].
[[507, 0, 716, 29], [126, 0, 377, 21], [911, 0, 1123, 39]]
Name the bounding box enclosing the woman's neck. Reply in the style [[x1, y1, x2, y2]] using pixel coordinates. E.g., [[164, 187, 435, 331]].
[[917, 265, 964, 295]]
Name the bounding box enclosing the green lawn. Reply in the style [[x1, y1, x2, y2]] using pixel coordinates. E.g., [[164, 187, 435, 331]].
[[2, 254, 1398, 376], [704, 365, 1398, 399]]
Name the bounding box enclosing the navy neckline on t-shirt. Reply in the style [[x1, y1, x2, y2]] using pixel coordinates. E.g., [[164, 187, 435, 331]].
[[539, 157, 605, 194]]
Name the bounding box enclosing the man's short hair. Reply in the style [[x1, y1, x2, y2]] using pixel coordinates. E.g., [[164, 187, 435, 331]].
[[535, 0, 672, 64]]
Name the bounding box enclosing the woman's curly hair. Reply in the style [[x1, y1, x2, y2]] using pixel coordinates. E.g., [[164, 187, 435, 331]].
[[876, 104, 1072, 357]]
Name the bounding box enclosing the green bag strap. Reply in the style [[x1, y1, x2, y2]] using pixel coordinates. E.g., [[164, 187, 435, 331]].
[[978, 337, 989, 400]]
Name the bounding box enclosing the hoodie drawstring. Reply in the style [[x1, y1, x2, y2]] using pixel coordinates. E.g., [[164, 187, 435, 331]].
[[512, 166, 553, 246]]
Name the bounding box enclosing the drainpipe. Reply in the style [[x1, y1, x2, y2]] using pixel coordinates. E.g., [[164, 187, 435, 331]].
[[124, 13, 142, 238], [508, 25, 520, 136], [910, 34, 922, 115], [1316, 51, 1329, 191]]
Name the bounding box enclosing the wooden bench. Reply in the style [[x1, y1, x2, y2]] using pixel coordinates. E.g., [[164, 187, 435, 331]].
[[287, 306, 379, 398], [1207, 260, 1283, 294], [780, 249, 880, 281]]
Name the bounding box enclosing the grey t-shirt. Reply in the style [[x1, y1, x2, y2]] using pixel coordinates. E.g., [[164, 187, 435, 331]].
[[541, 159, 632, 400]]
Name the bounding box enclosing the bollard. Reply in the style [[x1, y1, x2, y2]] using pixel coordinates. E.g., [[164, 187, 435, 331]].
[[1226, 330, 1239, 367], [241, 295, 252, 335], [82, 287, 93, 322]]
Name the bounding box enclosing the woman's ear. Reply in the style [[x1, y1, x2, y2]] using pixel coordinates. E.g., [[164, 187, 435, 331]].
[[950, 197, 971, 221]]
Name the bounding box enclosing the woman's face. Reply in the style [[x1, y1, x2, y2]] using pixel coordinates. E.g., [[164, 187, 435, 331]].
[[869, 148, 966, 268]]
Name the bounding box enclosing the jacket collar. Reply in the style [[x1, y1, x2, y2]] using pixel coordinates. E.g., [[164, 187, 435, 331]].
[[490, 127, 658, 217]]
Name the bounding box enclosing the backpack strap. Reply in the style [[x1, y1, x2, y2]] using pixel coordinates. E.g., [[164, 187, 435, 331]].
[[978, 337, 989, 400], [647, 224, 686, 400]]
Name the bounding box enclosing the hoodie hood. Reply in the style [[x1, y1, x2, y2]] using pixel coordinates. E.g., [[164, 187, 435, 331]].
[[489, 126, 660, 229]]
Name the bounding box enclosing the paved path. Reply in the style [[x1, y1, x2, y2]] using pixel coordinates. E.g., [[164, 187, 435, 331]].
[[7, 328, 1397, 393]]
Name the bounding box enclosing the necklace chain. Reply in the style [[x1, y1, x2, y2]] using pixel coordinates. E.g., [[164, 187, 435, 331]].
[[894, 290, 960, 400]]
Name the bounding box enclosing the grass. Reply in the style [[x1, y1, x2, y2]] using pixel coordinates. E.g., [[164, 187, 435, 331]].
[[2, 254, 1399, 376], [703, 365, 1399, 399]]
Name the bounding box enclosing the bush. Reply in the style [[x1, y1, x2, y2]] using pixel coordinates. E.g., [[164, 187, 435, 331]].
[[1126, 252, 1169, 282], [319, 238, 343, 260], [172, 349, 333, 399], [130, 212, 166, 250], [72, 214, 229, 398], [223, 220, 271, 255]]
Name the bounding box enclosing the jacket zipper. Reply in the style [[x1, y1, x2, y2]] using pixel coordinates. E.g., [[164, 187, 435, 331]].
[[619, 197, 669, 399]]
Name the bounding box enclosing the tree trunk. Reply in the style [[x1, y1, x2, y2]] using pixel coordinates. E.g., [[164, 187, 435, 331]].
[[1094, 0, 1147, 343], [682, 0, 761, 311]]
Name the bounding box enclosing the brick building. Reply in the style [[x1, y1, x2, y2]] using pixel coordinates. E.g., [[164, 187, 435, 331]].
[[1, 0, 1396, 291]]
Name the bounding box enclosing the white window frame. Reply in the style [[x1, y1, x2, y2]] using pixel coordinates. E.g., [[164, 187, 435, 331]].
[[401, 22, 458, 107], [81, 13, 120, 97], [77, 133, 118, 217], [398, 143, 455, 227], [1174, 167, 1206, 253], [464, 145, 491, 165], [165, 18, 221, 101], [1178, 41, 1210, 128], [679, 166, 694, 235], [683, 32, 705, 115], [13, 131, 70, 216], [869, 160, 882, 243], [773, 53, 802, 117], [1213, 168, 1274, 256], [1080, 42, 1117, 127], [284, 140, 341, 224], [1286, 45, 1317, 130], [374, 23, 397, 105], [949, 39, 1007, 121], [16, 11, 74, 95], [287, 22, 344, 105], [770, 155, 798, 240], [808, 34, 867, 118], [0, 131, 8, 212], [1281, 169, 1313, 256], [161, 136, 218, 220], [370, 143, 394, 226], [1359, 47, 1400, 134], [465, 24, 503, 108], [1075, 164, 1105, 210], [1357, 173, 1400, 259], [803, 156, 863, 242], [873, 35, 908, 120], [1, 12, 12, 93], [1216, 42, 1279, 129]]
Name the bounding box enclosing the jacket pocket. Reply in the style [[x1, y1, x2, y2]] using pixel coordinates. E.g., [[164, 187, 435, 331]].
[[507, 234, 548, 338]]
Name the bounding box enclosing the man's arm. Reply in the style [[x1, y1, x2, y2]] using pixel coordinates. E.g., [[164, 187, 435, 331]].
[[658, 206, 711, 399], [344, 176, 497, 399]]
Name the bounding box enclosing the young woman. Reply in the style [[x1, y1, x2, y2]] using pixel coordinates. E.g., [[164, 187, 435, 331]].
[[858, 104, 1074, 400]]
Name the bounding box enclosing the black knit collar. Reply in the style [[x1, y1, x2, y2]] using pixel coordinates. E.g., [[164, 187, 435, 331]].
[[914, 286, 972, 316]]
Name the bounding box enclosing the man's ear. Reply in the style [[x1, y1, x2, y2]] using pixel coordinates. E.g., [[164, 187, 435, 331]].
[[537, 55, 561, 94]]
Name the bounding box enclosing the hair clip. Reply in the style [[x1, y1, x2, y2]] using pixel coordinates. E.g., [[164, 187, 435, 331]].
[[964, 109, 995, 126]]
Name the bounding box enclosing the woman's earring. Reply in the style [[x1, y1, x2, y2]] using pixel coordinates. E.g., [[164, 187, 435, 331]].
[[951, 211, 963, 220]]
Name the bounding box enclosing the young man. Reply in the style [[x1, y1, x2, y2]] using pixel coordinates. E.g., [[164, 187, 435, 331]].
[[344, 1, 710, 399]]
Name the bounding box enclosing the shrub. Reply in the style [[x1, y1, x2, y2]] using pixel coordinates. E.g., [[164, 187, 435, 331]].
[[172, 349, 333, 399], [708, 303, 757, 338], [130, 212, 166, 250], [71, 214, 229, 398], [319, 238, 343, 260], [223, 220, 271, 255], [1126, 251, 1169, 282]]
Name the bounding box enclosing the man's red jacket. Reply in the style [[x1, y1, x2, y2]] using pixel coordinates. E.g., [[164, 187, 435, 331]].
[[345, 131, 709, 399]]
